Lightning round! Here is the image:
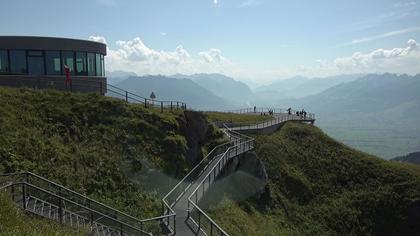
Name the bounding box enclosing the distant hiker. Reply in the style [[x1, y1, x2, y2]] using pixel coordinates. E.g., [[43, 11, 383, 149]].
[[150, 91, 156, 105], [254, 106, 256, 113], [150, 91, 156, 100], [296, 111, 299, 116], [303, 109, 307, 119], [287, 108, 292, 115]]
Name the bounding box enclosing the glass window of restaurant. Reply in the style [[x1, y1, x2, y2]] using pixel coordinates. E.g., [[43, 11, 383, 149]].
[[61, 51, 74, 75], [46, 51, 61, 75], [27, 50, 45, 75], [76, 52, 87, 76], [95, 53, 102, 76], [100, 55, 105, 76], [9, 50, 27, 74], [0, 50, 8, 73], [87, 52, 96, 76]]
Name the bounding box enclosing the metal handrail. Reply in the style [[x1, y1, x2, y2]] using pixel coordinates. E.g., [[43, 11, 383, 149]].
[[1, 181, 152, 236], [186, 125, 254, 236], [107, 84, 187, 109], [225, 107, 315, 120], [162, 141, 234, 208], [0, 172, 145, 224]]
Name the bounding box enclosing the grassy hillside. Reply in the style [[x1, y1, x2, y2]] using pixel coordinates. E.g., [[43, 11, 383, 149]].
[[209, 122, 420, 235], [0, 87, 224, 221]]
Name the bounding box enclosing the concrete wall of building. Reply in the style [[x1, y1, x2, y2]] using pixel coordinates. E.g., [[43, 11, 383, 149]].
[[0, 75, 107, 95]]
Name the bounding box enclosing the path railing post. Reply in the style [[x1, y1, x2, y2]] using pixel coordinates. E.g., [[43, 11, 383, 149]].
[[59, 197, 63, 224], [22, 184, 26, 209]]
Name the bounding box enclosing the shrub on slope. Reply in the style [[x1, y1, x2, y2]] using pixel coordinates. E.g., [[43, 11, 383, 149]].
[[0, 87, 224, 218]]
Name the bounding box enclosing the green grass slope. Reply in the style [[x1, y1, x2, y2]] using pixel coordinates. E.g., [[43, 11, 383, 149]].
[[205, 111, 273, 124], [0, 87, 224, 221], [209, 122, 420, 236]]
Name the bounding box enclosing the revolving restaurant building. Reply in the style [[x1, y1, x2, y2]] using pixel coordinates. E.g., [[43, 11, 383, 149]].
[[0, 36, 107, 94]]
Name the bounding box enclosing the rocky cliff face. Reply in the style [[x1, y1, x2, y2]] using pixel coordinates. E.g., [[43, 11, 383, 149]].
[[199, 151, 270, 210], [179, 110, 225, 167]]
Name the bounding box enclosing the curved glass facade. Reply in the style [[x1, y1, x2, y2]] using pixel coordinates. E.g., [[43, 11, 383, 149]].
[[0, 49, 105, 77]]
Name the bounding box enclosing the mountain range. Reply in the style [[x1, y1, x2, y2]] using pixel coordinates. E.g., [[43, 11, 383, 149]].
[[171, 73, 254, 107], [392, 152, 420, 165], [113, 75, 229, 110], [106, 71, 420, 159], [277, 73, 420, 159]]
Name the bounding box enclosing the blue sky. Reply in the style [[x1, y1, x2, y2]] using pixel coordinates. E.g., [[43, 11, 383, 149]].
[[1, 0, 419, 83]]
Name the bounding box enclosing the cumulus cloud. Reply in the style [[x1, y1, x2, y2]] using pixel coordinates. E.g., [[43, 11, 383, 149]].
[[239, 0, 261, 8], [199, 48, 228, 64], [88, 35, 108, 45], [301, 39, 420, 77], [334, 39, 419, 70], [89, 36, 420, 84], [112, 37, 191, 64], [92, 36, 234, 76], [341, 27, 420, 46]]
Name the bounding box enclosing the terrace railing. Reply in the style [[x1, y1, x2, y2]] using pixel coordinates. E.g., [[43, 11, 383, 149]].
[[106, 84, 187, 112]]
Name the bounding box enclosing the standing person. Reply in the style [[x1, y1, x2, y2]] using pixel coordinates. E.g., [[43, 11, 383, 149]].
[[254, 106, 256, 113], [64, 64, 71, 89], [287, 107, 291, 115]]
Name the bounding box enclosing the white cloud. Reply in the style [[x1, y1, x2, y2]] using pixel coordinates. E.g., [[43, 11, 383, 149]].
[[340, 26, 420, 46], [214, 0, 218, 5], [90, 36, 420, 84], [93, 36, 235, 76], [111, 37, 191, 65], [334, 39, 419, 70], [393, 1, 417, 7], [199, 48, 229, 64], [88, 35, 108, 45], [301, 39, 420, 77], [239, 0, 261, 7]]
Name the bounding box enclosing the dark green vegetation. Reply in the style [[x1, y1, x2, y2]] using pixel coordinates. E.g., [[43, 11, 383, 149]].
[[0, 193, 82, 236], [0, 87, 224, 222], [209, 122, 420, 236]]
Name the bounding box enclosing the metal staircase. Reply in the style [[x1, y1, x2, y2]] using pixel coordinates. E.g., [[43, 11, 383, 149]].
[[0, 173, 152, 236]]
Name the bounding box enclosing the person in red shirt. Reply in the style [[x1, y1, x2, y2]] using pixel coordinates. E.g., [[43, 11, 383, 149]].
[[64, 64, 71, 85]]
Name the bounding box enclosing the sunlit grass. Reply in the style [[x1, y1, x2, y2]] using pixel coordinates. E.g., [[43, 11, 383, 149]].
[[205, 111, 273, 124]]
